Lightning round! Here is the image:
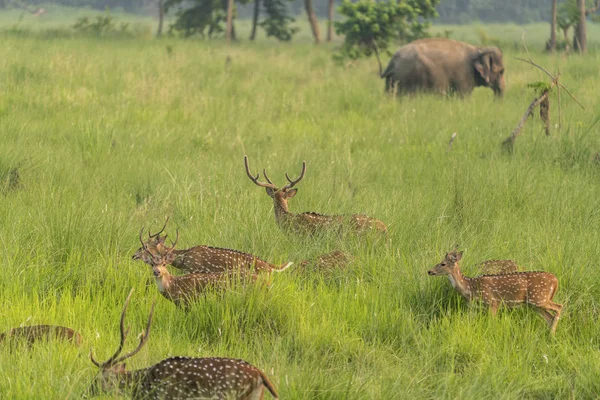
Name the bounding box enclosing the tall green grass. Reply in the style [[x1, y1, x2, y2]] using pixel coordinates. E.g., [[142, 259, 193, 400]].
[[0, 26, 600, 399]]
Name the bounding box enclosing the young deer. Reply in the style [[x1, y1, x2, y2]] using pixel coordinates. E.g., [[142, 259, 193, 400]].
[[428, 250, 562, 335], [299, 250, 354, 273], [139, 230, 260, 309], [0, 325, 82, 346], [244, 155, 387, 235], [90, 288, 279, 399], [132, 218, 293, 275], [475, 259, 520, 275]]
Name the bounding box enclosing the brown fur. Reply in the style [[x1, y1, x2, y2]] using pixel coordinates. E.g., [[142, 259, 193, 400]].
[[428, 250, 562, 335], [244, 156, 387, 236], [299, 250, 354, 272], [0, 325, 82, 346]]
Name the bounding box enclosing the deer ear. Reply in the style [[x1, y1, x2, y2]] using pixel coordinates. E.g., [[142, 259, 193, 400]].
[[286, 189, 298, 198], [265, 187, 275, 197], [455, 251, 463, 261]]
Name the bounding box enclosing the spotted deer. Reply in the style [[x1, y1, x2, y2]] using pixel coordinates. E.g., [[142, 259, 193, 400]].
[[138, 230, 260, 309], [90, 288, 279, 399], [0, 325, 82, 346], [244, 155, 387, 235], [299, 250, 354, 273], [475, 259, 520, 275], [132, 218, 293, 275], [428, 250, 562, 335]]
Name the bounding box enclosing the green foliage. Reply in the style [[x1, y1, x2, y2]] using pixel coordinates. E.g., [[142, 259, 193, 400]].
[[259, 0, 299, 41], [71, 14, 132, 37], [166, 0, 227, 38], [526, 81, 552, 94], [334, 0, 438, 64]]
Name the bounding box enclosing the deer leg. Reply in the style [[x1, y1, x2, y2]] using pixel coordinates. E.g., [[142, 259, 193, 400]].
[[534, 308, 554, 325], [489, 302, 499, 316]]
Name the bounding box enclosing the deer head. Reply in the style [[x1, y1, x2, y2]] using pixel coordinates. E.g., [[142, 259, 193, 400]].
[[131, 217, 170, 261], [428, 250, 463, 276], [138, 227, 179, 277], [89, 288, 155, 395], [244, 155, 306, 213]]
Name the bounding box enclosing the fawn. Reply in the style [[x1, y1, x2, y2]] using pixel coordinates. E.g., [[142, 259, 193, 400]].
[[89, 288, 279, 399], [132, 218, 293, 275], [0, 325, 82, 346], [244, 155, 387, 235], [428, 250, 562, 335], [299, 250, 354, 273], [138, 229, 260, 309]]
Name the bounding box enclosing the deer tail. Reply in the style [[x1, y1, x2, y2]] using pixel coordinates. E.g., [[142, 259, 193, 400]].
[[260, 370, 279, 399], [275, 262, 293, 272]]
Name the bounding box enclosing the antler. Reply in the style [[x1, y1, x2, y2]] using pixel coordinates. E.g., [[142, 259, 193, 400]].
[[113, 300, 156, 365], [89, 288, 156, 369], [90, 288, 134, 368], [283, 161, 306, 190], [149, 217, 169, 238], [164, 229, 179, 257], [244, 155, 277, 189], [139, 227, 149, 252]]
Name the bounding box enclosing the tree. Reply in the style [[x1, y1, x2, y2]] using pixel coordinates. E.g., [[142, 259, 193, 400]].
[[334, 0, 439, 73], [305, 0, 320, 44], [250, 0, 260, 40], [327, 0, 334, 42], [574, 0, 587, 52], [259, 0, 299, 41], [547, 0, 557, 51], [226, 0, 234, 41], [157, 0, 165, 37]]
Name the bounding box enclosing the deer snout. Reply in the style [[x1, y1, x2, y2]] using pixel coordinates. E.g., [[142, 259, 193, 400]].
[[152, 268, 161, 277], [427, 269, 437, 276]]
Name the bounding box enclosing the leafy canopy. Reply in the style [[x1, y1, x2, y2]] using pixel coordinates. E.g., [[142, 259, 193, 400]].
[[334, 0, 439, 67]]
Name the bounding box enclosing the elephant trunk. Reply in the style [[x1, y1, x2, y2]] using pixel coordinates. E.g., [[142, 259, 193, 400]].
[[493, 75, 506, 97]]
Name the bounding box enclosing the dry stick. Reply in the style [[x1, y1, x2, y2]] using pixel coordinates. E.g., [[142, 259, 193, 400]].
[[447, 132, 457, 153], [503, 91, 550, 148], [372, 40, 383, 77], [503, 34, 584, 148]]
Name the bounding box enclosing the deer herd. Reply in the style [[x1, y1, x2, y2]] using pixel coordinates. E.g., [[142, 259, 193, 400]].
[[2, 156, 564, 399]]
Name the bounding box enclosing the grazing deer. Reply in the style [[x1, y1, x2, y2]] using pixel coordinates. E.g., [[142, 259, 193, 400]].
[[299, 250, 354, 273], [244, 155, 387, 235], [138, 230, 260, 309], [428, 250, 562, 335], [90, 288, 279, 399], [475, 259, 520, 276], [0, 325, 82, 346], [132, 218, 293, 275]]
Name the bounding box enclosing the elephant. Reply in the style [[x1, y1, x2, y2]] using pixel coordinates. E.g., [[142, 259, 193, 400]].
[[380, 38, 505, 97]]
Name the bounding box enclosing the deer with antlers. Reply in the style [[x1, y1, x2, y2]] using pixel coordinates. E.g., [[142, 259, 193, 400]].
[[138, 229, 260, 309], [89, 288, 279, 399], [244, 155, 387, 235], [428, 250, 562, 335], [0, 325, 82, 346], [132, 218, 293, 275]]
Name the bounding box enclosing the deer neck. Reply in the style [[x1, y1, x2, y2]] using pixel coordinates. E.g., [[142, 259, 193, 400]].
[[447, 266, 472, 301], [273, 198, 291, 225]]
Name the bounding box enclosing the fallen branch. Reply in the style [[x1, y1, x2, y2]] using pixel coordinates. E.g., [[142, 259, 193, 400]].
[[502, 33, 583, 150]]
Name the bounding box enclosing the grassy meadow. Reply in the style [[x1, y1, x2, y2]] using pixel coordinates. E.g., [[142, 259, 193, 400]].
[[2, 8, 600, 399]]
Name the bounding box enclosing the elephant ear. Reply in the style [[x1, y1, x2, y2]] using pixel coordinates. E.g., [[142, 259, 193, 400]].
[[474, 50, 493, 84]]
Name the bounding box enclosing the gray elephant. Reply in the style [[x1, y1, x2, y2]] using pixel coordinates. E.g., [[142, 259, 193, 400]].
[[381, 38, 505, 97]]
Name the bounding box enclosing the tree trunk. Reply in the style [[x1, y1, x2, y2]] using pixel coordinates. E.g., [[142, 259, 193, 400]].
[[547, 0, 557, 51], [250, 0, 260, 40], [327, 0, 334, 42], [226, 0, 234, 42], [574, 0, 587, 52], [157, 0, 164, 38], [304, 0, 320, 44]]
